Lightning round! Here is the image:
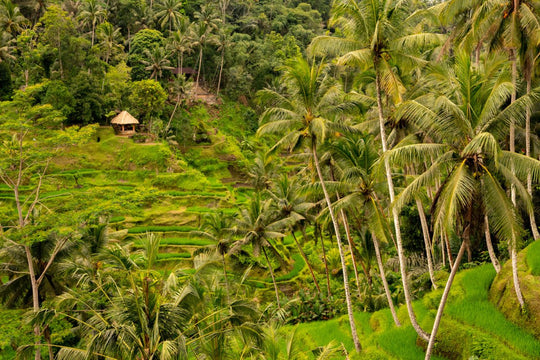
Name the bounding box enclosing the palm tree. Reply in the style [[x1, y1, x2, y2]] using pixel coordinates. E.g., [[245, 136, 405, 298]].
[[77, 0, 106, 47], [387, 52, 540, 359], [154, 0, 183, 33], [267, 174, 322, 294], [257, 57, 362, 353], [191, 211, 235, 296], [0, 30, 14, 63], [309, 0, 442, 341], [167, 16, 193, 71], [440, 0, 540, 240], [55, 235, 193, 360], [216, 26, 232, 96], [192, 4, 220, 88], [0, 0, 28, 36], [96, 21, 123, 64], [325, 133, 401, 326], [141, 46, 173, 80], [231, 195, 290, 309]]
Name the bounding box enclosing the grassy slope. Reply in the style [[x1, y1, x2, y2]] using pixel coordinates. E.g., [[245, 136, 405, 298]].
[[289, 250, 540, 360]]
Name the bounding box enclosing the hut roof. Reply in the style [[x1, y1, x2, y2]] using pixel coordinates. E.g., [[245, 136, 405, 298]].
[[111, 111, 139, 125]]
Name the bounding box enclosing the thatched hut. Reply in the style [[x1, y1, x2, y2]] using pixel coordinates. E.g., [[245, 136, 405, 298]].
[[111, 111, 139, 135]]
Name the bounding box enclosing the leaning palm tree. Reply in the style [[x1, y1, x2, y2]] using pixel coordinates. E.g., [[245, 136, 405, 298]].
[[387, 52, 540, 359], [257, 57, 362, 353], [309, 0, 443, 341]]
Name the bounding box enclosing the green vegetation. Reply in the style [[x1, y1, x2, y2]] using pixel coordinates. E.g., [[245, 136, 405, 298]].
[[127, 225, 198, 233], [1, 0, 540, 359]]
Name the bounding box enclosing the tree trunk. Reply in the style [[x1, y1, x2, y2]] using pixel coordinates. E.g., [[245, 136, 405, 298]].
[[217, 47, 225, 96], [291, 231, 321, 294], [424, 241, 466, 360], [340, 205, 363, 297], [196, 46, 203, 89], [416, 197, 437, 289], [91, 21, 96, 47], [262, 247, 280, 310], [525, 78, 540, 240], [312, 143, 362, 353], [374, 65, 429, 341], [444, 233, 454, 268], [25, 245, 42, 360], [484, 215, 501, 273], [373, 234, 401, 327], [509, 47, 525, 307], [319, 226, 332, 298], [222, 254, 230, 301]]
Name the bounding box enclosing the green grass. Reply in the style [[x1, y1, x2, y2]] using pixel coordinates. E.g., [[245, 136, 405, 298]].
[[128, 225, 198, 234], [526, 240, 540, 275], [134, 237, 214, 246], [109, 216, 125, 223], [275, 253, 305, 282], [157, 252, 191, 260], [186, 206, 237, 215], [160, 190, 227, 198], [445, 264, 540, 358]]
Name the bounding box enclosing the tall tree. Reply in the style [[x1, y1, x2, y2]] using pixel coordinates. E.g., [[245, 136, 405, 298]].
[[192, 4, 220, 88], [388, 52, 540, 359], [77, 0, 106, 47], [310, 0, 442, 341], [257, 57, 362, 353]]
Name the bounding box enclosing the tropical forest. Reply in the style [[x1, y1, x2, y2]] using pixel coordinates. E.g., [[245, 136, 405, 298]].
[[2, 0, 540, 359]]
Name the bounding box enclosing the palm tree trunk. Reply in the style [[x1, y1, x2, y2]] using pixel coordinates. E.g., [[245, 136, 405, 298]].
[[25, 246, 42, 360], [525, 78, 540, 240], [312, 143, 361, 353], [509, 47, 525, 308], [444, 233, 454, 268], [373, 234, 401, 327], [440, 236, 445, 267], [416, 197, 437, 289], [217, 47, 225, 96], [318, 225, 332, 298], [374, 65, 429, 341], [166, 94, 181, 130], [196, 46, 203, 89], [484, 215, 501, 273], [511, 235, 525, 308], [91, 21, 96, 47], [222, 254, 230, 301], [338, 200, 363, 296], [262, 247, 280, 310], [424, 241, 466, 360], [291, 231, 321, 294]]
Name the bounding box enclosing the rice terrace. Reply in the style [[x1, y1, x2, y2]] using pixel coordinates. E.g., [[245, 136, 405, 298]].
[[1, 0, 540, 359]]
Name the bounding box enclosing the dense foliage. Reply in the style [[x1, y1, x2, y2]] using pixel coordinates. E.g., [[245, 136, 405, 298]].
[[1, 0, 540, 359]]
